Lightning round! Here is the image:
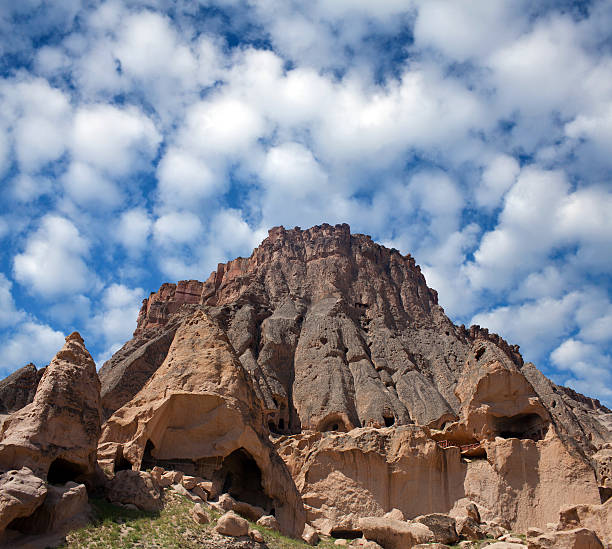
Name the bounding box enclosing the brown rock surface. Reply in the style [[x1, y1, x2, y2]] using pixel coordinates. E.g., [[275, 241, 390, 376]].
[[215, 510, 249, 537], [9, 481, 88, 534], [0, 364, 43, 414], [358, 516, 434, 549], [0, 333, 102, 479], [0, 467, 47, 532], [98, 310, 305, 536], [105, 470, 162, 512], [275, 424, 600, 533], [527, 527, 604, 549], [557, 499, 612, 546], [414, 513, 458, 544]]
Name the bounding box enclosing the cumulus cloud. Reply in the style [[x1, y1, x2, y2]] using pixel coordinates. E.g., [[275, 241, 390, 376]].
[[0, 321, 65, 372], [115, 208, 152, 253], [71, 104, 161, 176], [13, 215, 92, 297]]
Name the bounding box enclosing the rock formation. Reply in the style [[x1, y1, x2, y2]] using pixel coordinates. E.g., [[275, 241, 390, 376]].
[[0, 332, 102, 480], [98, 309, 305, 536], [1, 223, 611, 546], [0, 363, 44, 414]]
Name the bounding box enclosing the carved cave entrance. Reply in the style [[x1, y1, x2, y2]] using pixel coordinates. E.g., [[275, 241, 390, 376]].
[[47, 458, 86, 485], [318, 413, 349, 433], [492, 413, 548, 441], [218, 448, 272, 512], [140, 439, 198, 476]]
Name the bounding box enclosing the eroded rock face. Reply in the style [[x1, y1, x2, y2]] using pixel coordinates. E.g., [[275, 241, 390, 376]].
[[0, 333, 102, 479], [0, 467, 47, 532], [0, 364, 43, 414], [99, 310, 305, 537], [275, 424, 600, 533]]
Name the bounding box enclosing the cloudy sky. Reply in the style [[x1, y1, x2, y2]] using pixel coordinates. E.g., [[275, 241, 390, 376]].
[[1, 0, 611, 405]]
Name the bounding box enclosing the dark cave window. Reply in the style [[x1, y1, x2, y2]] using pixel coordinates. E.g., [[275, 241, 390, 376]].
[[278, 418, 285, 430], [218, 448, 272, 511], [47, 458, 85, 485], [475, 347, 486, 360], [383, 414, 395, 427]]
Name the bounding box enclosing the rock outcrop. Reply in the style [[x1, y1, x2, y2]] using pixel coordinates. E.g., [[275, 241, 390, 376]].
[[0, 363, 43, 414], [0, 332, 102, 480], [98, 310, 305, 536]]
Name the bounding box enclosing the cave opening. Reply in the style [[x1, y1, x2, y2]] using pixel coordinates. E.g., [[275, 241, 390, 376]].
[[383, 413, 395, 427], [278, 418, 285, 430], [475, 347, 486, 360], [218, 448, 272, 511], [318, 413, 348, 433], [114, 447, 132, 472], [493, 413, 547, 441], [47, 458, 85, 485]]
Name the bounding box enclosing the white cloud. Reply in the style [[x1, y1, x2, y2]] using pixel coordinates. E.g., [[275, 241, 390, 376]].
[[115, 208, 152, 253], [476, 154, 520, 209], [156, 148, 220, 210], [153, 211, 203, 246], [11, 174, 55, 203], [0, 321, 65, 371], [0, 274, 26, 329], [71, 104, 161, 176], [13, 215, 92, 297], [551, 338, 612, 402], [62, 161, 122, 208], [0, 76, 72, 172]]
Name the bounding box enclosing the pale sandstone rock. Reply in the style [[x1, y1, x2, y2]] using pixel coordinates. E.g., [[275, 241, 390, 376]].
[[106, 470, 161, 512], [234, 499, 266, 521], [413, 544, 451, 549], [483, 523, 509, 539], [9, 482, 88, 534], [0, 468, 47, 532], [0, 333, 102, 479], [172, 483, 201, 503], [214, 511, 249, 537], [456, 516, 485, 540], [359, 516, 434, 549], [191, 503, 210, 524], [487, 541, 527, 549], [217, 493, 237, 512], [527, 527, 545, 537], [191, 484, 208, 502], [150, 466, 164, 483], [249, 528, 265, 542], [527, 527, 604, 548], [557, 499, 612, 545], [466, 502, 481, 523], [302, 523, 319, 545], [334, 539, 348, 546], [257, 515, 280, 531], [414, 513, 458, 544], [98, 310, 305, 537], [384, 508, 405, 521], [182, 475, 201, 490], [350, 539, 383, 548]]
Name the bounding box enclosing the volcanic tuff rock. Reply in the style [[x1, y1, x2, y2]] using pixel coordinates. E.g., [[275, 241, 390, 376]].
[[100, 224, 610, 448], [0, 332, 102, 479], [98, 309, 305, 536], [0, 363, 44, 415]]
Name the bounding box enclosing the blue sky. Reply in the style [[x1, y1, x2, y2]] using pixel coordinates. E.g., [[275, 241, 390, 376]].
[[0, 0, 611, 406]]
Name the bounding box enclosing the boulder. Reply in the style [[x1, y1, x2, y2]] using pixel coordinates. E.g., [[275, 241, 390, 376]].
[[171, 483, 201, 503], [350, 539, 383, 548], [234, 499, 266, 522], [413, 544, 451, 549], [257, 515, 280, 531], [8, 481, 88, 534], [182, 475, 202, 490], [191, 484, 208, 502], [487, 541, 527, 549], [415, 513, 458, 544], [214, 510, 249, 537], [302, 523, 319, 545], [0, 333, 102, 479], [527, 527, 604, 549], [456, 516, 485, 540], [466, 502, 481, 523], [359, 516, 434, 549], [216, 493, 237, 512], [106, 470, 162, 512], [249, 528, 265, 542], [191, 503, 210, 524], [0, 468, 47, 532], [384, 509, 405, 521]]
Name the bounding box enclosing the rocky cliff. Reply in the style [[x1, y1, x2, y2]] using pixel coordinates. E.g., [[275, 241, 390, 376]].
[[2, 223, 611, 546]]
